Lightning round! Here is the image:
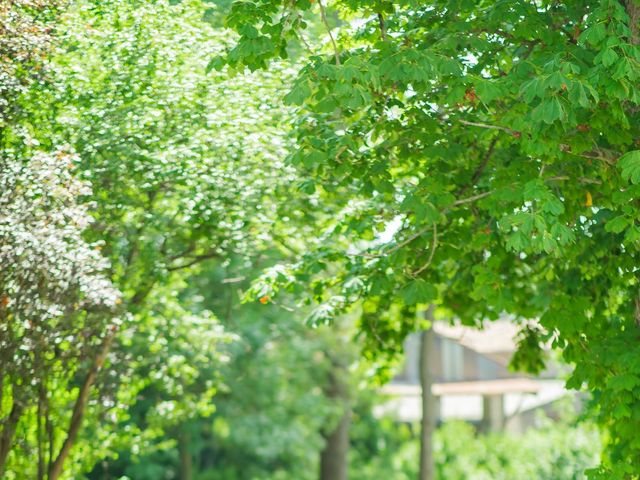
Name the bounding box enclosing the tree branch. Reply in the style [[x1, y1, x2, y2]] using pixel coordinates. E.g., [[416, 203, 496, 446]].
[[318, 0, 341, 65], [411, 223, 438, 277], [377, 13, 387, 41], [458, 119, 518, 135], [167, 250, 220, 272], [451, 190, 493, 206], [0, 399, 24, 476]]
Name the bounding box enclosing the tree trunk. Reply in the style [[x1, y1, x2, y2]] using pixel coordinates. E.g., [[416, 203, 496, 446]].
[[419, 306, 436, 480], [178, 429, 193, 480], [319, 360, 350, 480], [48, 330, 115, 480], [0, 400, 24, 476]]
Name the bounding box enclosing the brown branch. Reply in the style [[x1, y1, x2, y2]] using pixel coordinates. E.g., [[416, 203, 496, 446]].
[[37, 382, 46, 480], [458, 119, 518, 135], [624, 0, 639, 46], [546, 175, 602, 185], [129, 282, 156, 306], [0, 399, 24, 476], [378, 13, 387, 41], [48, 329, 117, 480], [221, 276, 246, 284], [451, 190, 493, 206], [411, 223, 438, 277], [560, 144, 618, 165], [456, 136, 499, 199], [318, 0, 340, 65], [357, 190, 493, 258], [167, 250, 220, 272], [470, 137, 498, 186]]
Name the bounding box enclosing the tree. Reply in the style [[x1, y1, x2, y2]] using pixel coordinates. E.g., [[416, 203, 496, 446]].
[[1, 0, 315, 476], [0, 145, 121, 478], [0, 2, 126, 477], [220, 0, 640, 476]]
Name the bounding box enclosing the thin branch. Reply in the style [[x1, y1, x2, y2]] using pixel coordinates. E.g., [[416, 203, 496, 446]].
[[168, 244, 195, 262], [559, 144, 617, 165], [411, 223, 438, 277], [318, 0, 340, 65], [458, 119, 517, 135], [385, 226, 431, 255], [469, 136, 498, 187], [167, 250, 220, 272], [451, 190, 493, 206], [546, 175, 602, 185], [356, 190, 493, 259], [452, 135, 499, 200]]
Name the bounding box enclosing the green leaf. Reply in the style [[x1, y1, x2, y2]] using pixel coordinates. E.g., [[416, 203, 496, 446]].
[[579, 23, 606, 46], [284, 81, 312, 105], [569, 82, 590, 108], [206, 56, 225, 73], [476, 80, 502, 103], [600, 48, 619, 67], [401, 279, 437, 305], [612, 403, 632, 419], [618, 150, 640, 183], [605, 215, 629, 234], [541, 97, 564, 124], [608, 374, 639, 392]]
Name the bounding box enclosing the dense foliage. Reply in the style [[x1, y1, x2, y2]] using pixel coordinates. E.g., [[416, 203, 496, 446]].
[[350, 413, 600, 480], [220, 1, 640, 476], [0, 0, 636, 478]]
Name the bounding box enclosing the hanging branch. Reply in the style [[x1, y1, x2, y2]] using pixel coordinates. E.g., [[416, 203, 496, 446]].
[[458, 119, 518, 135], [318, 0, 341, 65], [411, 223, 438, 277]]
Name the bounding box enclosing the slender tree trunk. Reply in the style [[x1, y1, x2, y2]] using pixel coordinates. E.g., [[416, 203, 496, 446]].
[[624, 1, 639, 46], [178, 429, 193, 480], [37, 384, 46, 480], [319, 360, 350, 480], [0, 400, 24, 476], [48, 330, 115, 480], [419, 306, 436, 480]]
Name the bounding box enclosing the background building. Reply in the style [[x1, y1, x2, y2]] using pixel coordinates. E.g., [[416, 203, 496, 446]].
[[378, 319, 570, 433]]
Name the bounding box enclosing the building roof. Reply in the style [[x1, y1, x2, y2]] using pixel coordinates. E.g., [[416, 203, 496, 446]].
[[383, 378, 542, 396], [433, 319, 520, 354]]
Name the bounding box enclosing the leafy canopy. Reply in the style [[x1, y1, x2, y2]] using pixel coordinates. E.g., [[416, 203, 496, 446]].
[[220, 0, 640, 476]]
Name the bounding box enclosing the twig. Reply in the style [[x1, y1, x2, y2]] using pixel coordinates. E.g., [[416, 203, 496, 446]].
[[411, 223, 438, 277], [458, 119, 517, 135], [318, 0, 340, 65], [355, 190, 493, 259], [546, 176, 602, 185], [559, 144, 617, 165], [470, 136, 498, 187], [451, 190, 493, 206], [168, 250, 219, 271]]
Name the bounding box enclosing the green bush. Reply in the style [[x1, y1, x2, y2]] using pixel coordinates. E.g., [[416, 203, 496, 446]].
[[351, 411, 600, 480]]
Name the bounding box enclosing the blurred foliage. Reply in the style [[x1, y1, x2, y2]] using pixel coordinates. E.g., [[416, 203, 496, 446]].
[[220, 0, 640, 474], [350, 402, 600, 480], [0, 0, 627, 478]]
